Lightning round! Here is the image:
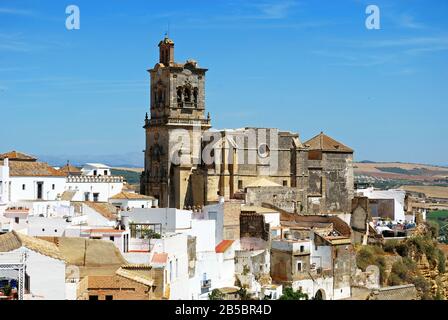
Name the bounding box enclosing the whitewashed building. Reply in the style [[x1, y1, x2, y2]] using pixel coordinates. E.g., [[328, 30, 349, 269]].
[[0, 231, 66, 300], [109, 192, 157, 210]]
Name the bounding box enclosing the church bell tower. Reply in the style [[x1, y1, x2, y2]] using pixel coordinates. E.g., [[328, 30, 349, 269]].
[[140, 36, 211, 208]]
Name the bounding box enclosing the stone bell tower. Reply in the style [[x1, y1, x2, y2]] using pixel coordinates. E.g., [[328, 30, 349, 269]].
[[140, 36, 211, 208]]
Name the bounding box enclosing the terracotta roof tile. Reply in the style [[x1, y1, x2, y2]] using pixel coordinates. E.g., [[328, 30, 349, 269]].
[[0, 231, 64, 261], [304, 132, 353, 153], [0, 150, 37, 161], [151, 253, 168, 264], [110, 192, 155, 200], [0, 160, 66, 177], [215, 240, 234, 253]]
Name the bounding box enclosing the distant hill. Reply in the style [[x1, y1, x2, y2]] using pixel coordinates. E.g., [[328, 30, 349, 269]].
[[355, 161, 448, 188], [39, 152, 144, 168]]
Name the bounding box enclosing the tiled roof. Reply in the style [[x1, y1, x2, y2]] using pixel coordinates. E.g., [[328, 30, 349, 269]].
[[0, 160, 66, 177], [116, 264, 154, 287], [0, 231, 64, 261], [110, 192, 155, 200], [0, 150, 37, 161], [304, 132, 353, 153], [85, 228, 125, 234], [60, 190, 76, 201], [58, 164, 81, 176], [215, 240, 234, 253], [84, 202, 118, 221], [151, 253, 168, 264]]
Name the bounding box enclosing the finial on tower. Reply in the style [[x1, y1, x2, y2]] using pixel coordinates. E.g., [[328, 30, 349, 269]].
[[158, 34, 174, 65]]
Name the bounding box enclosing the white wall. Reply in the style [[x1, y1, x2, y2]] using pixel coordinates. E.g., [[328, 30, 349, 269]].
[[66, 179, 123, 202], [9, 177, 66, 202], [122, 208, 192, 233], [26, 216, 70, 237], [10, 247, 66, 300], [151, 233, 190, 300], [357, 188, 406, 222], [109, 199, 154, 210], [202, 204, 224, 245]]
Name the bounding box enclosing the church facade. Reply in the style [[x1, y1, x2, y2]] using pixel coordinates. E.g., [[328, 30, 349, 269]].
[[141, 37, 354, 215]]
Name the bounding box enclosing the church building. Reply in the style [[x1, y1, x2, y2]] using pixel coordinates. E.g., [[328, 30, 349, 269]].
[[141, 37, 354, 215]]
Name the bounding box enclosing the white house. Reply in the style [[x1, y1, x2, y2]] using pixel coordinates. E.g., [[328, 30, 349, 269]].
[[109, 192, 157, 210], [0, 152, 67, 203], [356, 187, 407, 222], [0, 231, 66, 300], [64, 175, 124, 202], [81, 163, 111, 176]]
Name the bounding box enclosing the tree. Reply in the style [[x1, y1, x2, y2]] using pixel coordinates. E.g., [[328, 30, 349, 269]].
[[208, 289, 224, 300], [141, 229, 161, 239], [279, 287, 308, 300]]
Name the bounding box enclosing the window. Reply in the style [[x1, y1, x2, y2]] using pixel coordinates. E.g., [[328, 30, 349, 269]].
[[89, 295, 99, 301], [297, 261, 302, 272], [104, 170, 108, 176], [54, 229, 58, 233], [93, 193, 99, 202], [283, 180, 288, 187], [300, 245, 304, 253], [22, 184, 26, 190], [141, 205, 145, 208], [84, 192, 90, 201], [238, 180, 243, 189], [93, 170, 97, 176], [15, 217, 19, 224], [42, 228, 45, 232], [109, 236, 114, 241], [105, 295, 113, 301], [52, 184, 55, 190]]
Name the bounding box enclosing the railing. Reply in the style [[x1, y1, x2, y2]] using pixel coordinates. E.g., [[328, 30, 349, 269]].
[[66, 176, 124, 183]]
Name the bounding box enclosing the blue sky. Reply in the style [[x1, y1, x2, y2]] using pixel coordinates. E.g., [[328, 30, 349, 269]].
[[0, 0, 447, 166]]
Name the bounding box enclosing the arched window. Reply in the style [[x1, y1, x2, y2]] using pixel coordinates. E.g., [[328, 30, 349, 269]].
[[157, 88, 163, 104], [184, 87, 191, 102], [177, 87, 183, 103], [193, 88, 198, 104]]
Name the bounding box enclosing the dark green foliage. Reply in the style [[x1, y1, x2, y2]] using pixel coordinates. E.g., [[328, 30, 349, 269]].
[[411, 276, 432, 300], [437, 249, 446, 274], [237, 287, 251, 300], [356, 246, 387, 284], [279, 287, 309, 300], [208, 289, 224, 300], [383, 240, 398, 253], [395, 243, 409, 257], [1, 284, 12, 296]]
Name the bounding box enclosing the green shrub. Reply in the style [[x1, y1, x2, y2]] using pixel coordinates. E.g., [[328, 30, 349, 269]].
[[279, 287, 309, 300], [395, 243, 409, 257], [208, 289, 224, 300], [437, 249, 446, 274], [391, 261, 408, 281], [412, 276, 432, 300], [387, 273, 402, 286], [383, 240, 398, 253], [356, 246, 387, 284]]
